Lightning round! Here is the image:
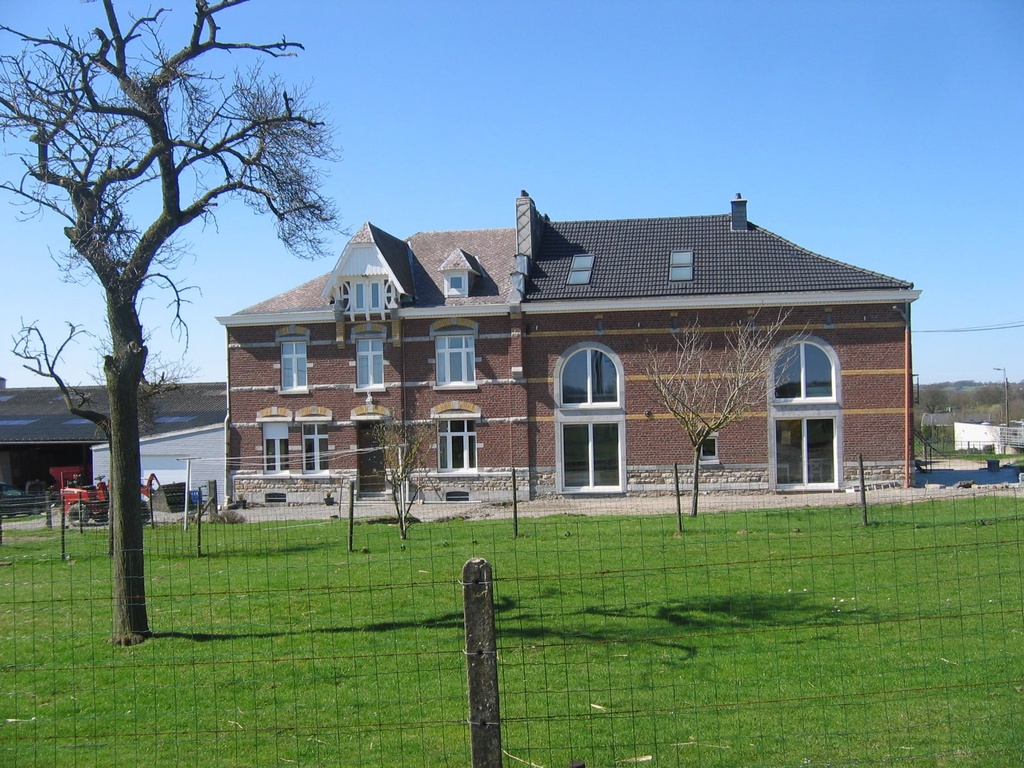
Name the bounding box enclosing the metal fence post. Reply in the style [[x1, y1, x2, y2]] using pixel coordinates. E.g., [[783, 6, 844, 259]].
[[463, 558, 501, 768], [511, 468, 519, 539]]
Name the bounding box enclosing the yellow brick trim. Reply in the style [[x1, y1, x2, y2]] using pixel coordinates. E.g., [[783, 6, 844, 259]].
[[256, 407, 293, 421], [297, 405, 332, 420], [430, 317, 478, 334], [431, 400, 482, 418]]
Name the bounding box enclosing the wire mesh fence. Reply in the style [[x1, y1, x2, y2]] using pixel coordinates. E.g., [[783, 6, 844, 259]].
[[2, 482, 1022, 766]]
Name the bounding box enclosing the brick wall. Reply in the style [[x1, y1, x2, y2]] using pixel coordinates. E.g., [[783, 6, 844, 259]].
[[226, 300, 910, 500]]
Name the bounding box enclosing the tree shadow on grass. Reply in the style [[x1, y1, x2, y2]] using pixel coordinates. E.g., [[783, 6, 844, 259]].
[[156, 590, 873, 665], [156, 595, 518, 642]]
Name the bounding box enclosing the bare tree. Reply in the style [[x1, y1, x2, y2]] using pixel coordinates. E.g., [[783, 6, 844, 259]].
[[645, 313, 790, 519], [371, 418, 434, 540], [0, 1, 338, 645]]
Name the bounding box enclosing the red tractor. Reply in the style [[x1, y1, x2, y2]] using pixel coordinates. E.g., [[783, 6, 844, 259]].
[[50, 466, 109, 525]]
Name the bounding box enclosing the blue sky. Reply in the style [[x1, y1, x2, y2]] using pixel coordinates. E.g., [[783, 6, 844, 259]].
[[1, 0, 1021, 388]]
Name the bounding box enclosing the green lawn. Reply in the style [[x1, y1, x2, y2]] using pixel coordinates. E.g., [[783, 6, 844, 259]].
[[1, 495, 1022, 767]]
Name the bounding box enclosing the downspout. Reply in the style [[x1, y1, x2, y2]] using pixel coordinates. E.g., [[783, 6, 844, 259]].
[[898, 302, 913, 488], [223, 328, 232, 505]]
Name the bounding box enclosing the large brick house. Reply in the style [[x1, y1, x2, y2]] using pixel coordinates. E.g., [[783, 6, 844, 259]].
[[219, 193, 919, 504]]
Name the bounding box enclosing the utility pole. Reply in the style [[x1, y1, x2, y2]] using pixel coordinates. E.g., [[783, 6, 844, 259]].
[[994, 367, 1009, 453]]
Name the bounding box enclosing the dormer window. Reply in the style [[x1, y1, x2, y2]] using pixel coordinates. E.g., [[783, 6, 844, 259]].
[[567, 254, 594, 285], [445, 272, 468, 297], [440, 248, 480, 298], [341, 278, 396, 320], [669, 250, 694, 281]]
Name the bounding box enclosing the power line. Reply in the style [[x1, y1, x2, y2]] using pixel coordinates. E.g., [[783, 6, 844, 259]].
[[914, 320, 1024, 334]]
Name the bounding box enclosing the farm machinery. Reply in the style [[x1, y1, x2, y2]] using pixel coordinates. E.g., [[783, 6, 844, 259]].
[[50, 466, 161, 525]]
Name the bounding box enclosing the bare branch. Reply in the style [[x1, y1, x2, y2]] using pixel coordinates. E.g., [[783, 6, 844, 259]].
[[12, 322, 111, 436], [645, 311, 792, 516]]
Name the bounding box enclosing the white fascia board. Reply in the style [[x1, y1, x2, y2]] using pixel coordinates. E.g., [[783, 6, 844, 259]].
[[519, 289, 921, 316], [217, 310, 333, 328], [396, 304, 513, 319]]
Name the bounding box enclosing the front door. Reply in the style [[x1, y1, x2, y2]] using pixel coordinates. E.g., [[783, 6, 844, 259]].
[[357, 425, 385, 494]]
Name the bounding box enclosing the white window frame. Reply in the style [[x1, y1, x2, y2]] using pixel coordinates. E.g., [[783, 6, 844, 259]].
[[435, 334, 476, 387], [700, 434, 719, 463], [280, 339, 307, 391], [773, 340, 839, 403], [302, 423, 329, 474], [438, 419, 477, 472], [356, 337, 385, 390], [444, 272, 468, 297], [669, 250, 694, 281], [567, 254, 595, 285], [769, 336, 842, 490], [554, 342, 626, 493], [263, 422, 290, 474], [343, 278, 396, 320], [556, 345, 622, 408]]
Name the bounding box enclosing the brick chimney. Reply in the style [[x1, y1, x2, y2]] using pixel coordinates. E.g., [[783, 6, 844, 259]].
[[730, 193, 748, 231]]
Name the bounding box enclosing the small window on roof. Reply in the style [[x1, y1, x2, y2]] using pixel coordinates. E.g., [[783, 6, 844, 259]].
[[670, 250, 694, 281], [567, 254, 594, 285]]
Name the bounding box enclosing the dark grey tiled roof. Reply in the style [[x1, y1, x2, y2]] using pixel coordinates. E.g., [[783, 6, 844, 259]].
[[526, 214, 913, 301], [0, 383, 226, 444], [369, 223, 416, 297]]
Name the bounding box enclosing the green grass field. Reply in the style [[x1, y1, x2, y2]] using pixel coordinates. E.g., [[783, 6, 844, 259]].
[[2, 494, 1022, 767]]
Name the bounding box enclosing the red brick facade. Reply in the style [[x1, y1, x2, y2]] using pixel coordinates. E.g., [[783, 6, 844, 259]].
[[221, 196, 918, 504]]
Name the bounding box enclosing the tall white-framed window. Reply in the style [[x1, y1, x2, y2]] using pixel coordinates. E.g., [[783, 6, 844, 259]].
[[263, 422, 290, 473], [280, 339, 307, 391], [438, 419, 477, 471], [555, 343, 625, 492], [356, 337, 384, 389], [561, 422, 621, 490], [436, 334, 476, 386], [771, 337, 842, 490], [302, 423, 329, 473]]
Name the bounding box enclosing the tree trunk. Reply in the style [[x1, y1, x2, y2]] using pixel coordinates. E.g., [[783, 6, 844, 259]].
[[690, 446, 701, 517], [105, 297, 151, 646]]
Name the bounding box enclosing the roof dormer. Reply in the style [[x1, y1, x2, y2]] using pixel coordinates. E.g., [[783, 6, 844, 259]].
[[321, 222, 415, 319], [439, 248, 482, 299]]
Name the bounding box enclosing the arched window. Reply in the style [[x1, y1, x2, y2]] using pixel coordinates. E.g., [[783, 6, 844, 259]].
[[555, 344, 625, 492], [560, 347, 619, 406], [774, 341, 835, 400], [771, 337, 841, 489]]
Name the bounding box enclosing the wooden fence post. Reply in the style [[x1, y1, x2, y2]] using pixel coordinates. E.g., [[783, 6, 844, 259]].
[[463, 558, 502, 768]]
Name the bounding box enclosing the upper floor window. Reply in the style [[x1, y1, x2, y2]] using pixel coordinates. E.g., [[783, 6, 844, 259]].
[[567, 254, 594, 285], [445, 273, 468, 297], [560, 346, 619, 406], [436, 334, 476, 386], [669, 250, 694, 281], [281, 340, 307, 391], [774, 340, 835, 400], [357, 337, 384, 389], [438, 419, 477, 471], [341, 279, 396, 319]]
